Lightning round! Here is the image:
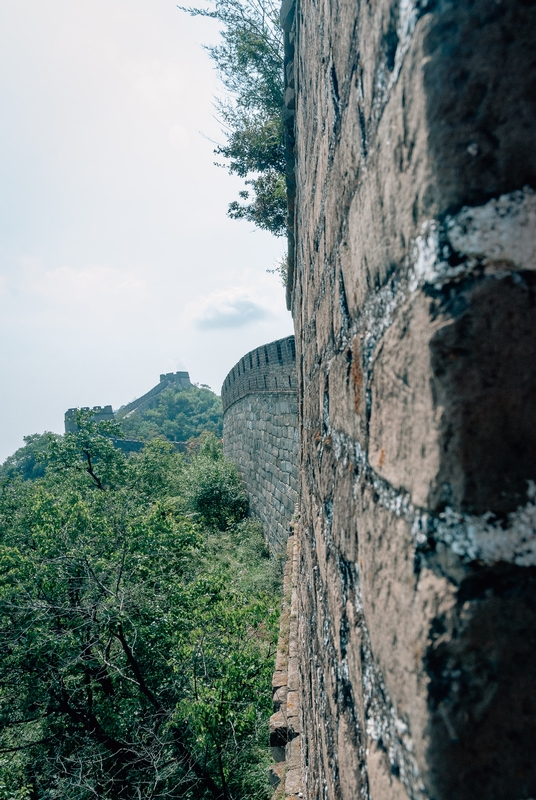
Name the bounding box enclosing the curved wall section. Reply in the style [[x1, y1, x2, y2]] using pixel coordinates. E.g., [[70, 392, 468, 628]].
[[221, 336, 297, 412], [222, 337, 298, 553]]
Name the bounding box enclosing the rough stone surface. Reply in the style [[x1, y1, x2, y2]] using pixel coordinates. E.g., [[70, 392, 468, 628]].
[[270, 761, 287, 788], [222, 337, 298, 553], [288, 1, 536, 798], [270, 525, 304, 800]]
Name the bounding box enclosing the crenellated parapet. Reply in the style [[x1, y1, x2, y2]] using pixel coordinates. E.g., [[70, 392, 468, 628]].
[[64, 405, 114, 433], [221, 336, 297, 413], [119, 371, 192, 417]]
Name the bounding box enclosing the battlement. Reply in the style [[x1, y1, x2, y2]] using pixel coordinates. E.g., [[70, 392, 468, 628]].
[[63, 403, 186, 455], [64, 405, 114, 433], [64, 371, 193, 439], [221, 337, 298, 553], [159, 371, 191, 386], [119, 371, 192, 417], [221, 336, 296, 413]]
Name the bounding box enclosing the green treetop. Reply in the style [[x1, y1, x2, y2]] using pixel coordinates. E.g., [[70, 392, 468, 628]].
[[117, 384, 223, 444]]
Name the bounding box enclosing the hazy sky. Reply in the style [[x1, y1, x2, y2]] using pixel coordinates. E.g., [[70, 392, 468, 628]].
[[0, 0, 292, 461]]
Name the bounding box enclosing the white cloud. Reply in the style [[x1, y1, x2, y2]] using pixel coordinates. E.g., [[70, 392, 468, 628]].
[[187, 288, 273, 330], [0, 0, 290, 462]]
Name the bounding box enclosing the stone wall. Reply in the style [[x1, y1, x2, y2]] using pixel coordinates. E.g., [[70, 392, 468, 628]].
[[269, 521, 303, 800], [288, 1, 536, 799], [222, 337, 298, 553]]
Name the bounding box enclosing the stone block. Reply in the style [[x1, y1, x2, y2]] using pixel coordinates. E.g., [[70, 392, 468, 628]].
[[285, 766, 302, 797], [270, 710, 288, 749], [286, 691, 300, 737], [287, 657, 299, 692], [273, 684, 287, 712], [286, 732, 301, 762], [269, 761, 286, 787]]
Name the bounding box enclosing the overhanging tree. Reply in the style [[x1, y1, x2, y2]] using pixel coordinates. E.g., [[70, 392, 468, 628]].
[[180, 0, 286, 236]]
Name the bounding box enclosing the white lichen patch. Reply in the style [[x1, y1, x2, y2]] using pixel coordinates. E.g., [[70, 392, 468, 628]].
[[408, 188, 536, 292], [372, 0, 433, 133], [447, 187, 536, 270], [390, 0, 421, 86], [408, 220, 472, 293], [409, 220, 441, 289], [408, 221, 472, 292], [353, 564, 427, 800], [360, 278, 406, 367], [334, 422, 536, 567], [381, 470, 536, 567], [428, 482, 536, 567]]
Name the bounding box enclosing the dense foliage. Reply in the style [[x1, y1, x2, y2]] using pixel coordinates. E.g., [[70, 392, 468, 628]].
[[180, 0, 286, 236], [0, 417, 279, 799], [182, 437, 249, 529], [117, 385, 223, 443], [0, 433, 60, 482]]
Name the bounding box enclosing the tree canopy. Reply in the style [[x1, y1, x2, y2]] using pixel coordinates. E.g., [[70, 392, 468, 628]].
[[117, 385, 223, 443], [0, 418, 279, 799], [0, 432, 60, 483]]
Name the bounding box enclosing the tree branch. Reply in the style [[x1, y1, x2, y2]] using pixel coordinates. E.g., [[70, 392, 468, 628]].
[[83, 450, 105, 490], [115, 624, 226, 800]]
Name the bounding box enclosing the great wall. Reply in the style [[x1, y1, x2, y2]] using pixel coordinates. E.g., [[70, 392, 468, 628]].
[[220, 0, 536, 798], [57, 4, 536, 793], [64, 371, 194, 453]]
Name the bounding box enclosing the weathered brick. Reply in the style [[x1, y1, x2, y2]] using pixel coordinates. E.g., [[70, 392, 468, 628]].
[[287, 0, 536, 798]]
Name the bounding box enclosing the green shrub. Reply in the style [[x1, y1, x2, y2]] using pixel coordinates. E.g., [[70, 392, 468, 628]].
[[0, 432, 60, 482], [183, 434, 249, 529]]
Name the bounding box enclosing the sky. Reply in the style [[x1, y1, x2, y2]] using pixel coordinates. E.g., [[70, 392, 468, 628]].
[[0, 0, 292, 462]]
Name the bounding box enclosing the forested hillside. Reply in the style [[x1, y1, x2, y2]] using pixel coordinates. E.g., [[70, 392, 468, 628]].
[[0, 432, 60, 483], [117, 385, 223, 443], [0, 414, 279, 799]]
